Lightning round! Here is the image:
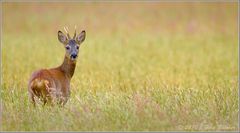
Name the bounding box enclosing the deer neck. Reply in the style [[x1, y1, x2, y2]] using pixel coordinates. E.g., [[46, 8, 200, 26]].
[[60, 55, 76, 78]]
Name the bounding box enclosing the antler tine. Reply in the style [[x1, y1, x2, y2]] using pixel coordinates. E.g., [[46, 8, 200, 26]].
[[63, 26, 67, 33], [73, 25, 77, 39], [64, 26, 71, 39]]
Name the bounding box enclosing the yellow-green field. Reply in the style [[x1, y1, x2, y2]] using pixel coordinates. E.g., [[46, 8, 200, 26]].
[[1, 2, 238, 131]]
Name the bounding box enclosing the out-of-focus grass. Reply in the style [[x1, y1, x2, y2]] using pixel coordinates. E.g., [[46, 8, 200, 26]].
[[1, 2, 238, 131]]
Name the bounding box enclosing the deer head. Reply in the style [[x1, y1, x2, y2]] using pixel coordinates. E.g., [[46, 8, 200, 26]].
[[58, 26, 86, 61]]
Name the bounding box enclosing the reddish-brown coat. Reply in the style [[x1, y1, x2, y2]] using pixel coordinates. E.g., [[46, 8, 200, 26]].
[[28, 55, 76, 106], [28, 29, 86, 106]]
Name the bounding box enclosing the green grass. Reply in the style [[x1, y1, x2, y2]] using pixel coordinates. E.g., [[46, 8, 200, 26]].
[[1, 2, 239, 131]]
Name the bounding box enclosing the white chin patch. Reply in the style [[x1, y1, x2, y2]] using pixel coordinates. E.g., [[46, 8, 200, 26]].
[[71, 58, 76, 61]]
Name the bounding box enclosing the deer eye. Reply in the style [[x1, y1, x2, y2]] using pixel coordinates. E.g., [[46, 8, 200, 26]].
[[76, 46, 79, 50], [66, 46, 70, 50]]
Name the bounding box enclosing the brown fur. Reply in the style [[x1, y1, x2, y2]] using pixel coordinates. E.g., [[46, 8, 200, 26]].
[[28, 29, 85, 106], [28, 55, 76, 106]]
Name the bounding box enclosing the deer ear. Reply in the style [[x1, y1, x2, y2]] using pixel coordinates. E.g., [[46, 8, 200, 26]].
[[58, 31, 68, 44], [76, 30, 86, 44]]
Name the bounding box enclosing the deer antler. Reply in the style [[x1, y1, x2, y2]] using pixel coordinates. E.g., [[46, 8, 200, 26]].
[[64, 26, 71, 39], [73, 25, 77, 39]]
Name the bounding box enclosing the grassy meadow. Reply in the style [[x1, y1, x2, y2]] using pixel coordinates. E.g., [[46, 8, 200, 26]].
[[1, 2, 239, 131]]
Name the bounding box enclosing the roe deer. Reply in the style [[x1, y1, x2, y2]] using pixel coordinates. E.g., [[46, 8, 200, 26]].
[[28, 27, 86, 106]]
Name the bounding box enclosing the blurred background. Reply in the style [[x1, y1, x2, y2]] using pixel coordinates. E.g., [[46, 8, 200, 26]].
[[2, 2, 238, 131], [3, 2, 238, 36], [3, 2, 238, 89]]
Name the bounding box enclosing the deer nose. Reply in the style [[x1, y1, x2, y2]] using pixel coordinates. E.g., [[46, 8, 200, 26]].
[[71, 54, 77, 59]]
